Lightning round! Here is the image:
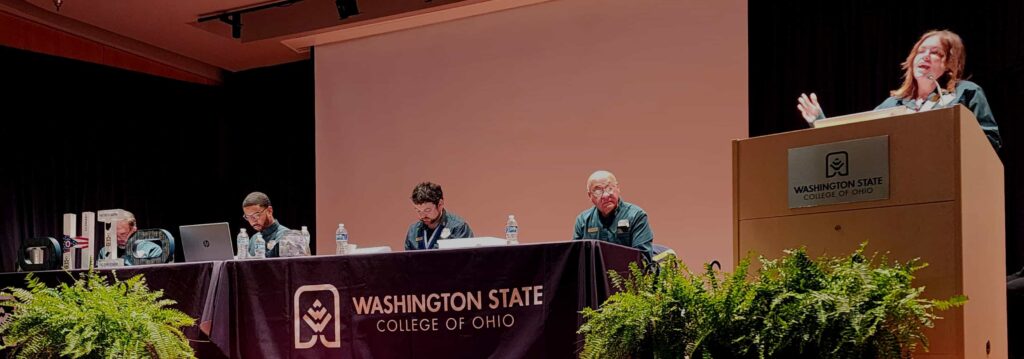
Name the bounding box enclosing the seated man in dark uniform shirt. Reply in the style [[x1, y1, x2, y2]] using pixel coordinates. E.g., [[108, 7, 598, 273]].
[[572, 170, 654, 260], [242, 191, 289, 257], [98, 210, 162, 265], [404, 182, 474, 250]]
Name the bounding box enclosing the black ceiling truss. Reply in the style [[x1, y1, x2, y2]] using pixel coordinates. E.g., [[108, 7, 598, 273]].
[[197, 0, 305, 39]]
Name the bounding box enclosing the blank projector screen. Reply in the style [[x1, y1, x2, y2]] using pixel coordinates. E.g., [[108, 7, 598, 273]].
[[314, 0, 747, 269]]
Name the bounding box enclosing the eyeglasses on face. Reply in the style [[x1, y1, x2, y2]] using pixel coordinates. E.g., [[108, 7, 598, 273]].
[[589, 184, 618, 198], [242, 208, 267, 221]]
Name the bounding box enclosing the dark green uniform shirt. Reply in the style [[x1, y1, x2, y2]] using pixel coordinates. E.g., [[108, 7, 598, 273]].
[[815, 80, 1001, 150], [573, 199, 654, 260], [874, 80, 1001, 150], [405, 210, 474, 250], [249, 220, 288, 258]]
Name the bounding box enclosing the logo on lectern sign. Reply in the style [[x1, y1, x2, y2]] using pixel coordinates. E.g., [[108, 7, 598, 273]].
[[294, 284, 342, 349], [825, 151, 849, 178], [788, 136, 889, 208]]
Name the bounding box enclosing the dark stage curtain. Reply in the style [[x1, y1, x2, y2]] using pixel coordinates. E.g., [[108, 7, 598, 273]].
[[749, 1, 1024, 356], [0, 46, 316, 271]]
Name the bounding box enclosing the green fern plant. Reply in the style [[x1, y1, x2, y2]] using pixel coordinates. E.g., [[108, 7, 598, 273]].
[[578, 259, 703, 359], [0, 270, 196, 359], [578, 243, 966, 359], [754, 244, 966, 359]]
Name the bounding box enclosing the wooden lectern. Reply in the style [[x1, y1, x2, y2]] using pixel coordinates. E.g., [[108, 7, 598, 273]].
[[733, 105, 1006, 358]]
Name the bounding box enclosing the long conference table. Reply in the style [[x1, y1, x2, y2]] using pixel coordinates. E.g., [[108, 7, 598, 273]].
[[0, 240, 643, 358]]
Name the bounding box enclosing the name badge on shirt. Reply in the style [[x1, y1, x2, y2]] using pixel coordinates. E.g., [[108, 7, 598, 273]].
[[587, 227, 599, 233], [415, 236, 423, 242], [616, 219, 630, 234]]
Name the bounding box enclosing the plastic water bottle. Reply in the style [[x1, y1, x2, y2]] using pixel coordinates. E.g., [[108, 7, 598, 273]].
[[505, 215, 519, 245], [300, 226, 310, 245], [236, 229, 249, 260], [300, 226, 311, 256], [335, 224, 349, 255], [252, 232, 266, 259]]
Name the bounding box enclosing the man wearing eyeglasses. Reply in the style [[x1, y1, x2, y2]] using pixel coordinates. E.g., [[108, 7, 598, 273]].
[[405, 182, 474, 250], [242, 191, 289, 257], [573, 170, 654, 260]]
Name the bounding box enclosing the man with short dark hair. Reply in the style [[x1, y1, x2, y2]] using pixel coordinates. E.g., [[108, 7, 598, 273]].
[[242, 191, 289, 257], [405, 182, 474, 250], [572, 170, 654, 260]]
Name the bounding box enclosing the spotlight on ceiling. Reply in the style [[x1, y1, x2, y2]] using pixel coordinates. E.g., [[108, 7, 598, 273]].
[[335, 0, 359, 20]]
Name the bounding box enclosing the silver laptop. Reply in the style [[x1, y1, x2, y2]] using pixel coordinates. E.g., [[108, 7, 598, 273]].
[[179, 223, 235, 262]]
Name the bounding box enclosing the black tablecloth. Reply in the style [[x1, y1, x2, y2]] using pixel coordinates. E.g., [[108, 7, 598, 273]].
[[205, 240, 642, 358], [0, 261, 220, 342], [1, 241, 643, 358]]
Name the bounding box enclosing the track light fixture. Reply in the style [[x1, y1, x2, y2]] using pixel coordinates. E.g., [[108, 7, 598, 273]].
[[198, 0, 304, 39]]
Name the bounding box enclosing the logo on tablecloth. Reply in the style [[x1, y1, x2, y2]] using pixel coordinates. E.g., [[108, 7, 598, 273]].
[[294, 284, 341, 349]]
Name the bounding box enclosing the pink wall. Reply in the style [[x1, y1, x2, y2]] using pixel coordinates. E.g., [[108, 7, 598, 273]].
[[314, 0, 747, 269]]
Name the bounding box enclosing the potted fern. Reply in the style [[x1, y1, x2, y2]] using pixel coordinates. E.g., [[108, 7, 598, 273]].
[[0, 270, 196, 358], [578, 244, 966, 359]]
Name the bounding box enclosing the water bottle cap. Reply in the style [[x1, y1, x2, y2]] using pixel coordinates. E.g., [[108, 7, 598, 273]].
[[240, 228, 247, 234], [301, 226, 308, 231], [508, 215, 514, 219], [338, 223, 345, 228]]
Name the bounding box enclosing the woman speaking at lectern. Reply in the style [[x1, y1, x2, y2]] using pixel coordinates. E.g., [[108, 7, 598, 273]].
[[796, 29, 1001, 150]]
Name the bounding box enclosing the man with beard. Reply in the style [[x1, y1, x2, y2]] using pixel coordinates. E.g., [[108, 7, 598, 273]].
[[242, 191, 289, 257], [572, 170, 654, 260], [404, 182, 474, 250]]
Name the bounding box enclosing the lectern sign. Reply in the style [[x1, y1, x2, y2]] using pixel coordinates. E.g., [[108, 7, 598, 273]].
[[787, 136, 889, 208]]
